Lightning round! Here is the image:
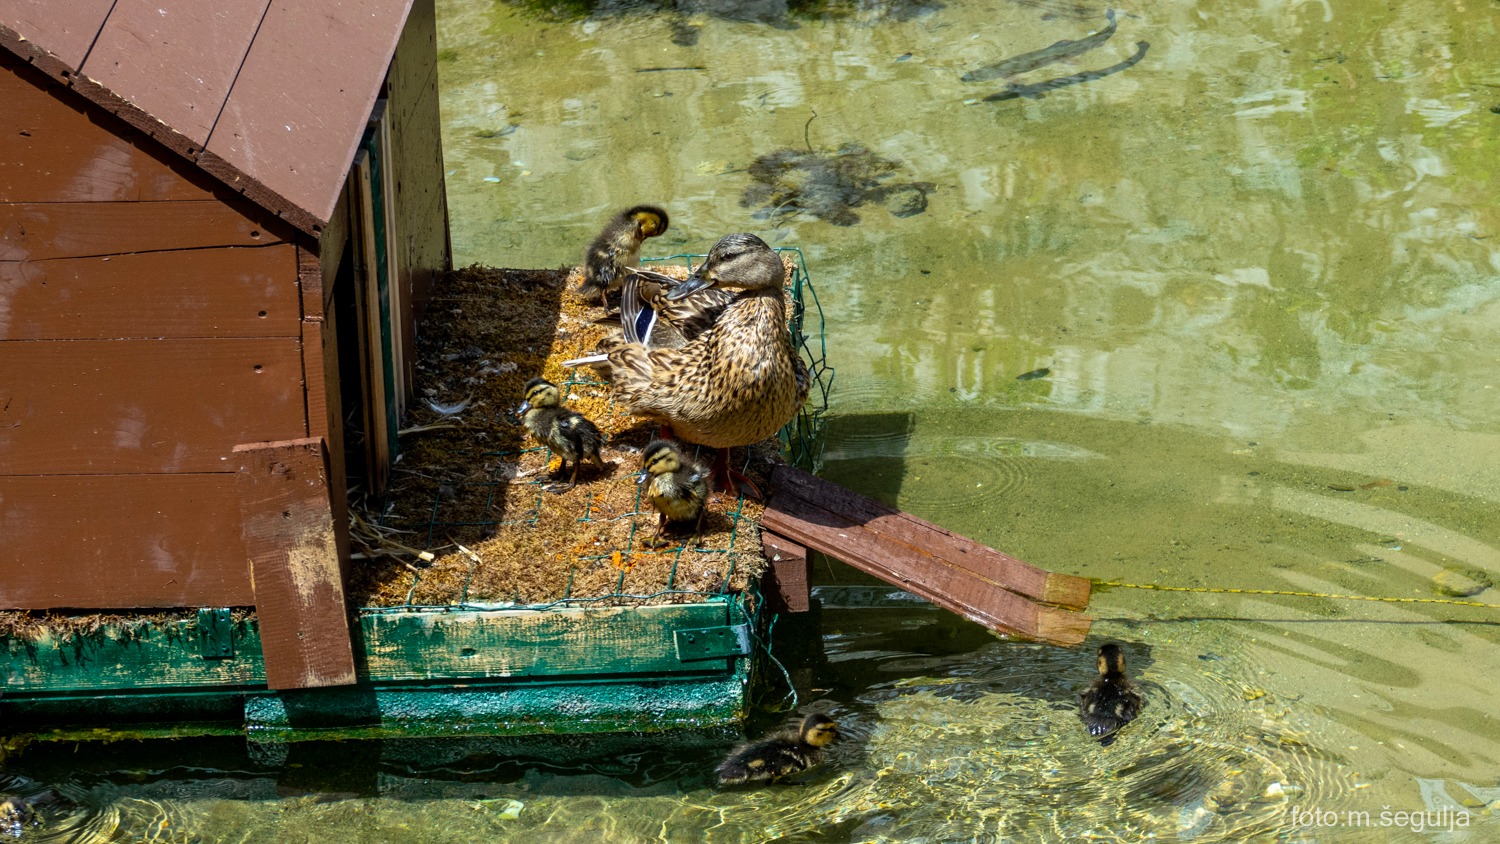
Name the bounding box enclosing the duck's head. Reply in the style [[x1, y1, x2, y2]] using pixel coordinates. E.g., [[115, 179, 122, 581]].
[[518, 377, 561, 414], [667, 233, 783, 300], [623, 205, 670, 239], [799, 712, 841, 747], [637, 438, 687, 483], [1097, 643, 1128, 676]]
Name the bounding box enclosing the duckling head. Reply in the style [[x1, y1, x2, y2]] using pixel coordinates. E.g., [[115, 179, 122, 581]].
[[799, 713, 841, 748], [637, 438, 686, 483], [518, 377, 562, 415], [1097, 643, 1128, 676], [624, 205, 670, 240], [666, 233, 783, 300]]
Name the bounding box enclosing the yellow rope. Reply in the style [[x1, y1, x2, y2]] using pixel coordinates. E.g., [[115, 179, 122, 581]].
[[1093, 580, 1500, 610]]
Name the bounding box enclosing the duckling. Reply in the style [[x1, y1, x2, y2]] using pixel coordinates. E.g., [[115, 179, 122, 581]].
[[589, 233, 809, 498], [576, 205, 671, 309], [516, 377, 606, 488], [0, 794, 36, 835], [717, 713, 840, 785], [638, 439, 709, 546], [1078, 643, 1144, 744]]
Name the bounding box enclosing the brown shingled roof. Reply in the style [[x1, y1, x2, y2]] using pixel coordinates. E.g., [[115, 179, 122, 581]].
[[0, 0, 415, 236]]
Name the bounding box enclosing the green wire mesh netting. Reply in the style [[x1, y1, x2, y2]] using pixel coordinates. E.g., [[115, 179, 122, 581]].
[[350, 250, 833, 614]]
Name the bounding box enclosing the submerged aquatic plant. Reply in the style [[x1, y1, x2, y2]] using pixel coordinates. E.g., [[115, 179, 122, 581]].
[[740, 143, 934, 226]]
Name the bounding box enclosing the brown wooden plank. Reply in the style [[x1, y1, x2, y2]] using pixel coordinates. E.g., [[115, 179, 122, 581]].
[[0, 200, 284, 261], [0, 245, 299, 340], [319, 181, 351, 312], [771, 465, 1091, 609], [0, 0, 113, 70], [0, 50, 216, 203], [761, 533, 811, 613], [352, 153, 392, 495], [0, 338, 307, 474], [319, 294, 352, 573], [384, 0, 448, 393], [0, 473, 253, 609], [81, 0, 272, 147], [233, 437, 356, 690], [762, 484, 1091, 645], [205, 0, 414, 227]]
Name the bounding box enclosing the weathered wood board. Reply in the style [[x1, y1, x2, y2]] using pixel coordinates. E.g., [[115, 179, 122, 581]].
[[207, 0, 414, 227], [0, 0, 114, 72], [234, 438, 356, 690], [772, 465, 1090, 609], [0, 338, 306, 474], [0, 201, 283, 262], [359, 602, 739, 681], [0, 245, 299, 340], [763, 465, 1091, 645], [0, 50, 217, 203], [81, 0, 273, 147], [761, 534, 811, 613], [0, 473, 254, 608], [0, 600, 743, 694]]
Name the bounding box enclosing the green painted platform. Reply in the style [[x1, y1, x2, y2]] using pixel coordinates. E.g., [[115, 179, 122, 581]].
[[0, 597, 755, 742]]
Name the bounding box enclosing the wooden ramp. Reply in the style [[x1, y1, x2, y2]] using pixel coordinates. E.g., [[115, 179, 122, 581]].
[[761, 465, 1092, 646]]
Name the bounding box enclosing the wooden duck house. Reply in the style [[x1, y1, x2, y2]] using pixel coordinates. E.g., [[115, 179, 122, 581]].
[[0, 0, 450, 688]]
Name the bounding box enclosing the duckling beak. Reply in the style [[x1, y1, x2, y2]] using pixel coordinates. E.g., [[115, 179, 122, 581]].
[[635, 470, 650, 485], [516, 401, 531, 416], [665, 272, 714, 300]]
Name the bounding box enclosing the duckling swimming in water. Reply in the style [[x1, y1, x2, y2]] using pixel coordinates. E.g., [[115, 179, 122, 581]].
[[638, 439, 709, 546], [1079, 642, 1144, 744], [576, 205, 670, 309], [516, 377, 607, 488], [717, 712, 841, 785], [0, 793, 37, 836]]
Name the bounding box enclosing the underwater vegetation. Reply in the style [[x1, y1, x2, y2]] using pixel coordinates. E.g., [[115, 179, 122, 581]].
[[740, 144, 935, 226]]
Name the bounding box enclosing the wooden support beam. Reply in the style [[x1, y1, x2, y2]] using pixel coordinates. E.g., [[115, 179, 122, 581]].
[[761, 533, 811, 614], [763, 465, 1091, 646], [233, 437, 356, 690]]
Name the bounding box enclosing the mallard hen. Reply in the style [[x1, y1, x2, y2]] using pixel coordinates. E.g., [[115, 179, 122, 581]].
[[586, 233, 809, 497]]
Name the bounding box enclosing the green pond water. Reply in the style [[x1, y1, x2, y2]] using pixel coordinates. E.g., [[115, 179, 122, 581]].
[[6, 0, 1500, 840]]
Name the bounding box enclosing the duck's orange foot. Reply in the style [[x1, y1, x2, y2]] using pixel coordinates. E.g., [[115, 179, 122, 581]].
[[710, 448, 764, 501]]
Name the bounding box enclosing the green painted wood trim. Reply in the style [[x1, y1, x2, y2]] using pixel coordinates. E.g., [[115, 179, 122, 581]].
[[242, 672, 749, 740], [0, 616, 265, 694], [0, 599, 743, 695], [358, 602, 733, 681]]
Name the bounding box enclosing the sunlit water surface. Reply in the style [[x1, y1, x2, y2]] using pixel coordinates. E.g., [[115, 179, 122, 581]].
[[8, 0, 1500, 840]]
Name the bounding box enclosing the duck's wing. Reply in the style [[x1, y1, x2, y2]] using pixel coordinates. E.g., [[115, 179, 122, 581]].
[[620, 269, 659, 346]]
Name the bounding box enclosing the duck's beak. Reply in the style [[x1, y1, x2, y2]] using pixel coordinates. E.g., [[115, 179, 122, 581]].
[[516, 401, 531, 416], [666, 271, 714, 300], [635, 470, 650, 485]]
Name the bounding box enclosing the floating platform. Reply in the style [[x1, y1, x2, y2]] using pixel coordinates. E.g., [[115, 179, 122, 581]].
[[1, 598, 754, 742]]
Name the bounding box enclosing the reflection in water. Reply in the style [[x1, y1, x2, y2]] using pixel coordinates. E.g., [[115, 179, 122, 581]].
[[10, 0, 1500, 839]]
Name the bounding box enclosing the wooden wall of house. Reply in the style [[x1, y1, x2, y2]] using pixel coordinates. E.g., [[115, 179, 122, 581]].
[[384, 0, 452, 393], [0, 52, 309, 609]]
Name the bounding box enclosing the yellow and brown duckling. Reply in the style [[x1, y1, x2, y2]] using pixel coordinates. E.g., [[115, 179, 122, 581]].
[[576, 205, 670, 309], [638, 439, 709, 547], [516, 377, 606, 488], [1079, 643, 1144, 744], [592, 233, 809, 498], [716, 713, 840, 785], [0, 793, 37, 835]]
